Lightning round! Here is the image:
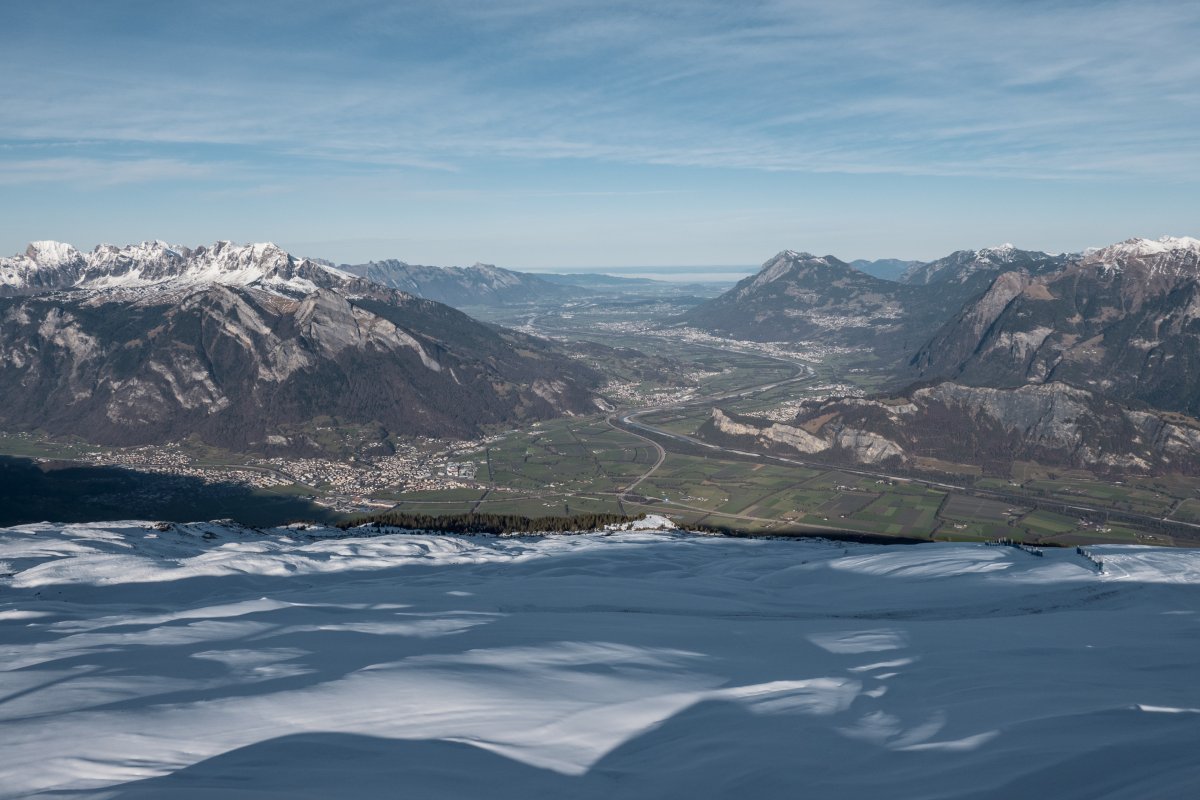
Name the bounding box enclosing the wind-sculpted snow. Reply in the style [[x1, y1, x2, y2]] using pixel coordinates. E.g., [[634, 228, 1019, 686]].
[[1, 523, 1199, 798]]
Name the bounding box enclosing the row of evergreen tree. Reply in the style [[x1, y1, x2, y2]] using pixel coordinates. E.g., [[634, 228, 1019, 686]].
[[338, 510, 645, 535]]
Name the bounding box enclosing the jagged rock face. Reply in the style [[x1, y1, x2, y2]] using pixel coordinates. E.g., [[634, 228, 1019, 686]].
[[833, 427, 906, 463], [706, 407, 904, 465], [705, 380, 1200, 475], [0, 242, 603, 452], [339, 260, 576, 307], [0, 242, 87, 295], [912, 236, 1200, 416], [685, 248, 1061, 361], [912, 270, 1036, 374], [710, 408, 830, 454], [786, 382, 1200, 475]]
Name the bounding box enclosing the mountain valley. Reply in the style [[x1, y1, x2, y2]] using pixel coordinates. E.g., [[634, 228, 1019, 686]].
[[678, 236, 1200, 487], [7, 6, 1199, 798], [4, 234, 1200, 545]]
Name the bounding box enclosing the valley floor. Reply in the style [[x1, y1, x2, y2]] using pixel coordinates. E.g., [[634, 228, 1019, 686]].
[[2, 523, 1199, 798]]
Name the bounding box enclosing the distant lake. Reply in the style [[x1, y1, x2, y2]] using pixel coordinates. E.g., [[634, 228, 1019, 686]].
[[525, 265, 755, 283]]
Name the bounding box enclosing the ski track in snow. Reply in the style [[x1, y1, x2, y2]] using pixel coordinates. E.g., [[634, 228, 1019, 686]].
[[1, 521, 1199, 798]]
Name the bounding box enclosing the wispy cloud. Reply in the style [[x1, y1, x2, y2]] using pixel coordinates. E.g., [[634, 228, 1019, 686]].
[[0, 157, 214, 186], [1, 0, 1198, 185]]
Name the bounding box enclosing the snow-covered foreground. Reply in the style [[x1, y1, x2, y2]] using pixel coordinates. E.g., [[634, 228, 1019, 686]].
[[2, 522, 1199, 799]]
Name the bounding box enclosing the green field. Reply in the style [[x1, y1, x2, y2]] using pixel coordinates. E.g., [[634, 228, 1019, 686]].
[[382, 402, 1200, 544]]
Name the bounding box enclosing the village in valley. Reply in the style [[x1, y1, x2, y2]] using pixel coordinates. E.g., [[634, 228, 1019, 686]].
[[0, 430, 493, 514]]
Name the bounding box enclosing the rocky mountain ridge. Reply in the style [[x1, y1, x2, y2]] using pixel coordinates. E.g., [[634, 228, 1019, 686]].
[[684, 247, 1050, 360], [899, 244, 1067, 286], [913, 235, 1200, 416], [0, 239, 365, 299], [0, 240, 603, 453]]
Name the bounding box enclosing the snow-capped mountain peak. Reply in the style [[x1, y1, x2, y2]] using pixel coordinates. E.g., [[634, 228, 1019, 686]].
[[0, 240, 356, 298], [1085, 235, 1200, 259], [1081, 235, 1200, 279], [25, 240, 83, 266]]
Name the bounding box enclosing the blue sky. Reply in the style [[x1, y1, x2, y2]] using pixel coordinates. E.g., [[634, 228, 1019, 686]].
[[2, 0, 1198, 268]]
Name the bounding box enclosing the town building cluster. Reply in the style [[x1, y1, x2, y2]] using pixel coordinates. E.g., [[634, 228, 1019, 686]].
[[24, 434, 502, 508]]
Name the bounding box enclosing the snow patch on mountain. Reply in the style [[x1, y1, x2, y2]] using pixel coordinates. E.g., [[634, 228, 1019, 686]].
[[1085, 235, 1200, 259], [0, 239, 357, 298], [900, 244, 1061, 285], [25, 240, 82, 265], [1083, 236, 1200, 278]]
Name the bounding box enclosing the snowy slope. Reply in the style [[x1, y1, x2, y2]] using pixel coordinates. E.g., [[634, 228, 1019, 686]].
[[1, 522, 1199, 798]]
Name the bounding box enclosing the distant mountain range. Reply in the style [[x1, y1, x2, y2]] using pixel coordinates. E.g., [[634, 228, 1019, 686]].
[[684, 246, 1066, 359], [849, 258, 922, 281], [692, 236, 1200, 475], [9, 233, 1200, 475], [337, 259, 578, 306], [0, 241, 602, 453], [335, 261, 726, 305]]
